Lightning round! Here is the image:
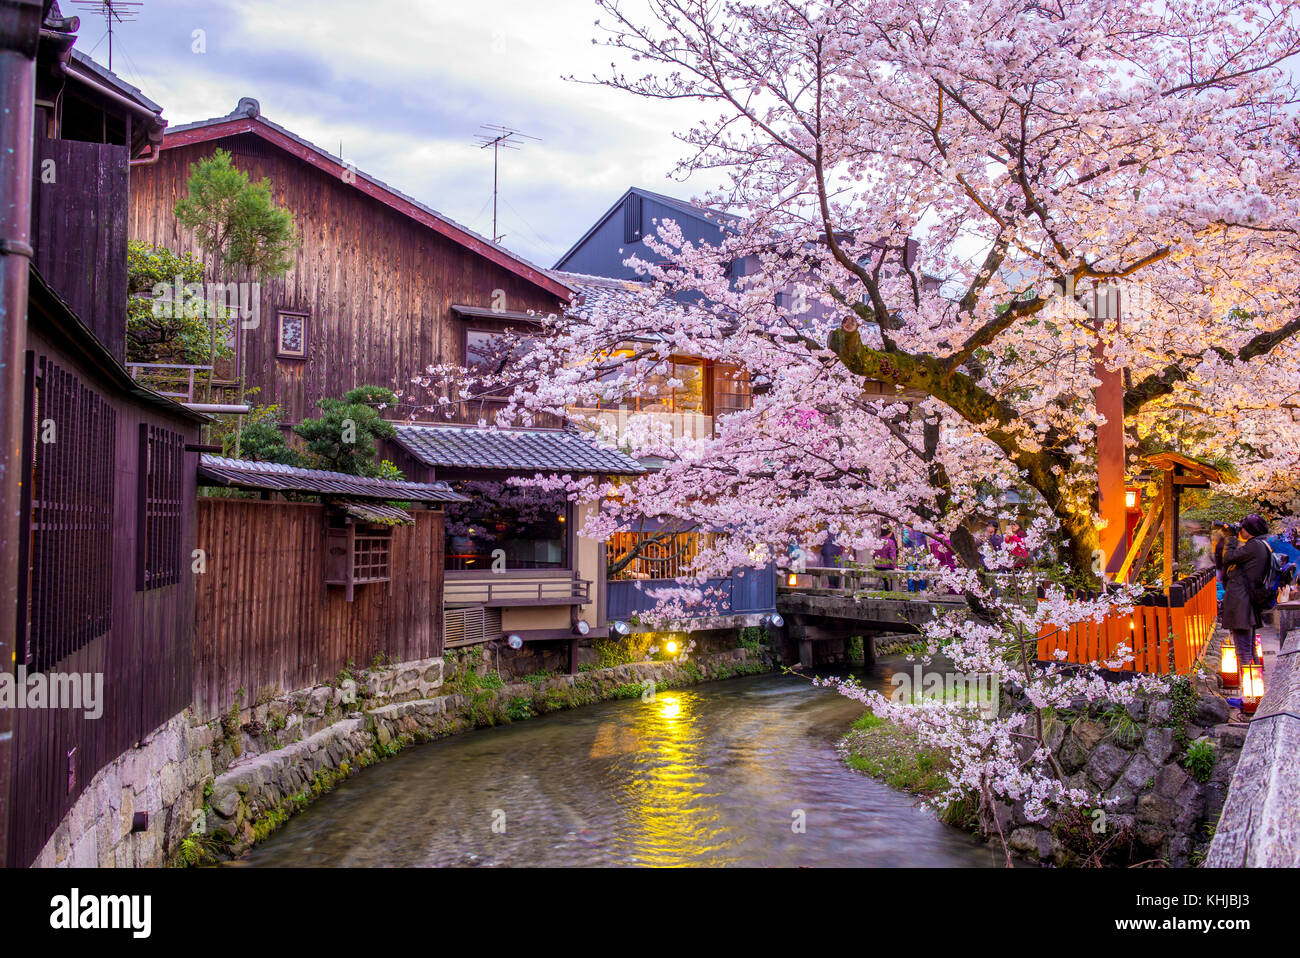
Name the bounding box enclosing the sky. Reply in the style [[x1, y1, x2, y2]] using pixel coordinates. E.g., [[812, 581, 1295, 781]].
[[77, 0, 723, 268]]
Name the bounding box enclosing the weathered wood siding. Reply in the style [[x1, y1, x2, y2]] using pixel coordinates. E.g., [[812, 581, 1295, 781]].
[[9, 328, 199, 867], [193, 499, 445, 722], [31, 139, 130, 363], [128, 134, 565, 424]]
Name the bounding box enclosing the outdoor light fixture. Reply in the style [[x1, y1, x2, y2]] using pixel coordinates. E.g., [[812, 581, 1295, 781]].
[[574, 619, 590, 636], [664, 639, 680, 655], [1255, 634, 1263, 661], [507, 634, 524, 650], [1125, 488, 1139, 510], [787, 572, 799, 587], [611, 619, 632, 637], [1220, 637, 1239, 688], [760, 612, 784, 629], [1241, 663, 1265, 714]]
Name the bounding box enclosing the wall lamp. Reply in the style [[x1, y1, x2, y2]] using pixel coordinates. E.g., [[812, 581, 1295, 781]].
[[760, 612, 784, 629]]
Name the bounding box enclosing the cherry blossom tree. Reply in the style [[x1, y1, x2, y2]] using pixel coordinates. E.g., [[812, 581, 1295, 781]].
[[404, 0, 1300, 852]]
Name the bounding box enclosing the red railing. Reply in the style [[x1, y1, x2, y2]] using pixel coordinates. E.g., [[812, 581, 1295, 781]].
[[1036, 570, 1218, 674]]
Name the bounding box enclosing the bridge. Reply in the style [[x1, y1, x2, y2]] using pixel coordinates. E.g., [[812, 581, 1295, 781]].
[[775, 567, 964, 667]]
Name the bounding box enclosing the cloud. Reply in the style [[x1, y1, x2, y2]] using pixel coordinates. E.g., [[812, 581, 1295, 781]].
[[89, 0, 726, 266]]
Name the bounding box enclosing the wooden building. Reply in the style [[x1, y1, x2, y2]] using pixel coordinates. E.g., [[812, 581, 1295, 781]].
[[128, 97, 573, 425], [191, 456, 467, 721], [6, 12, 204, 866], [130, 99, 649, 669]]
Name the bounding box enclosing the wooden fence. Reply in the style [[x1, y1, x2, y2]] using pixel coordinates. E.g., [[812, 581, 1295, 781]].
[[194, 499, 444, 722], [1036, 570, 1218, 674]]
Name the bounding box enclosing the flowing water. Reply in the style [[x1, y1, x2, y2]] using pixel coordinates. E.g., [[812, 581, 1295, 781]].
[[235, 659, 998, 867]]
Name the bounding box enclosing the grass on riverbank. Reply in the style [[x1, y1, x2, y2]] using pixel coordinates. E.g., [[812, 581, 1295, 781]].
[[839, 712, 978, 829]]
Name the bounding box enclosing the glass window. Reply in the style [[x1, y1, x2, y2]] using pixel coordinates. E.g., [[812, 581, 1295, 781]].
[[444, 480, 569, 571]]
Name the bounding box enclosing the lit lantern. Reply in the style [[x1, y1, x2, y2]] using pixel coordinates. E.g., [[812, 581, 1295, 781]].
[[1241, 663, 1265, 714], [1125, 488, 1139, 510], [1255, 634, 1263, 661], [787, 572, 799, 587], [664, 639, 679, 655], [1220, 637, 1239, 688]]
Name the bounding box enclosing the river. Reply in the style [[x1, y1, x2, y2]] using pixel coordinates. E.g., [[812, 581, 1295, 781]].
[[235, 659, 999, 867]]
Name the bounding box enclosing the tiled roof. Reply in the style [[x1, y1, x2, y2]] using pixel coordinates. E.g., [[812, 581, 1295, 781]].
[[197, 455, 468, 502], [338, 501, 414, 525], [393, 425, 645, 475]]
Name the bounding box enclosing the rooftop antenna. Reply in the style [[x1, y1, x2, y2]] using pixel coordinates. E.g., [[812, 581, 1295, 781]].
[[72, 0, 143, 71], [473, 125, 539, 244]]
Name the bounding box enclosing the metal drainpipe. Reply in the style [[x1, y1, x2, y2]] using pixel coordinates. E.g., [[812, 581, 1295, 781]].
[[0, 0, 44, 869]]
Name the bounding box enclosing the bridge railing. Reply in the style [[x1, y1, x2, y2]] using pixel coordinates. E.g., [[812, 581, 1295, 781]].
[[1035, 570, 1217, 675], [781, 566, 908, 593]]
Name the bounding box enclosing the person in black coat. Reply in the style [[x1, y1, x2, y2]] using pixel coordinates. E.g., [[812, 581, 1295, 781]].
[[1221, 514, 1272, 665]]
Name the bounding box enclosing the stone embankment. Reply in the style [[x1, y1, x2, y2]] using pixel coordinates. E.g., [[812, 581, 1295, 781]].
[[197, 649, 771, 861]]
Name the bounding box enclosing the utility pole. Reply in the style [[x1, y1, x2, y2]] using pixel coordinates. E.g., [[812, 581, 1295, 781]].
[[473, 125, 538, 244]]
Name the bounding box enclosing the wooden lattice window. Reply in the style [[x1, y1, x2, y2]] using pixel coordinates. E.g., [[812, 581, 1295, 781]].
[[325, 518, 393, 601], [137, 424, 185, 590], [24, 357, 116, 671]]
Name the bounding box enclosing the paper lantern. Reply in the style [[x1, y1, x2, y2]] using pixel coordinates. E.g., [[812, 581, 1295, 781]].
[[1242, 663, 1265, 714], [1220, 637, 1239, 688]]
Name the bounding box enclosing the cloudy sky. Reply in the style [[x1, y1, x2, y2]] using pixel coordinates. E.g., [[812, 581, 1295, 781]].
[[80, 0, 722, 267]]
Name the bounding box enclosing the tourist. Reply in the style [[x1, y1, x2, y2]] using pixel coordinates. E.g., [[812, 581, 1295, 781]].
[[1221, 514, 1272, 667], [981, 521, 1004, 567], [873, 525, 898, 571], [1005, 521, 1029, 568]]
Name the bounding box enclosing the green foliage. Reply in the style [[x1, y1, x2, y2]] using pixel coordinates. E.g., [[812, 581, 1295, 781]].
[[293, 385, 401, 477], [126, 241, 232, 365], [174, 148, 297, 277], [210, 399, 299, 464], [1184, 739, 1217, 784]]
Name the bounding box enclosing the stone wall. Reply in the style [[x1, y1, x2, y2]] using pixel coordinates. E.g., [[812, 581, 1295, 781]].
[[33, 638, 775, 867], [199, 647, 771, 861], [999, 668, 1244, 867], [32, 712, 212, 868]]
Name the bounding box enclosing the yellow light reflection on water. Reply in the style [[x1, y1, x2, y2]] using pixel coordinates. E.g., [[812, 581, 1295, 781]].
[[607, 690, 733, 865]]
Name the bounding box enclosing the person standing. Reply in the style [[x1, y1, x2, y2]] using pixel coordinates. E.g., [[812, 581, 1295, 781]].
[[1005, 521, 1029, 568], [1221, 514, 1272, 667]]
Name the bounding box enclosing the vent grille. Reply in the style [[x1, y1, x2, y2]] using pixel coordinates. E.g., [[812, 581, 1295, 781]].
[[444, 606, 503, 648]]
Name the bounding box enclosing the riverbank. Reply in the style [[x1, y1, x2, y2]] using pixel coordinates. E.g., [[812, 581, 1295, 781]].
[[838, 640, 1252, 867], [180, 647, 774, 864]]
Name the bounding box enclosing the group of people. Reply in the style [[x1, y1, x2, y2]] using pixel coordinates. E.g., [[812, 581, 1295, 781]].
[[980, 520, 1029, 568]]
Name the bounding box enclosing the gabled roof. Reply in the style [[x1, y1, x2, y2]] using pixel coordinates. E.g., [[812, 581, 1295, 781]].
[[162, 98, 572, 302], [393, 424, 645, 476], [554, 186, 737, 271], [197, 455, 469, 502]]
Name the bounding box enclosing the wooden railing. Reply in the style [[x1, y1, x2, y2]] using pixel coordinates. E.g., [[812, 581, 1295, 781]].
[[1036, 570, 1218, 674], [127, 362, 239, 405]]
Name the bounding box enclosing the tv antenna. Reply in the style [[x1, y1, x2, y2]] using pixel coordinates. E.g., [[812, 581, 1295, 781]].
[[72, 0, 143, 71], [473, 125, 539, 244]]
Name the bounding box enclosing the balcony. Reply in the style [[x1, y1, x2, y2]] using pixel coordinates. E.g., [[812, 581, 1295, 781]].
[[570, 407, 715, 442], [445, 571, 592, 607]]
